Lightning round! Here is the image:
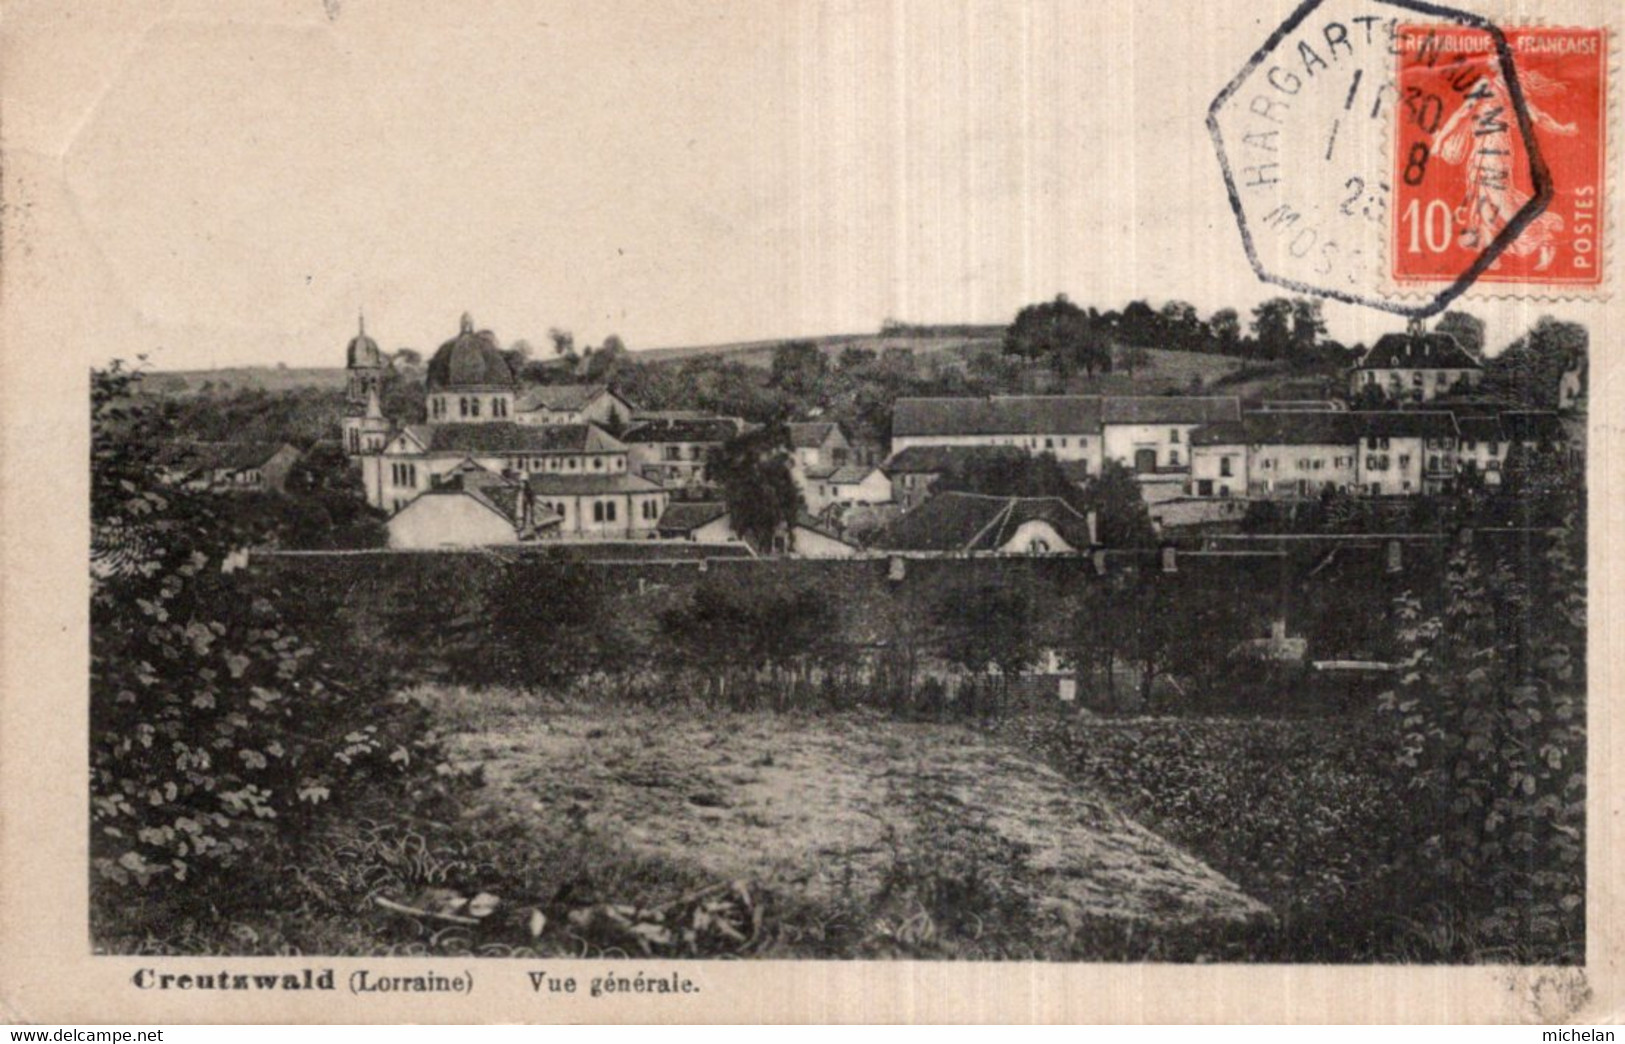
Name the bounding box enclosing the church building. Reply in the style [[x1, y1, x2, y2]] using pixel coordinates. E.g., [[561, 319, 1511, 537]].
[[341, 316, 391, 456], [350, 313, 668, 540]]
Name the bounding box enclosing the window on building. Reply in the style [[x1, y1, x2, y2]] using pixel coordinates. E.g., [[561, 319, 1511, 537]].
[[1297, 458, 1309, 469], [1168, 450, 1181, 466], [1045, 438, 1054, 450], [1488, 441, 1500, 457], [569, 458, 578, 470], [1170, 429, 1180, 444], [664, 446, 682, 461], [1399, 454, 1411, 468], [459, 397, 469, 418], [593, 457, 604, 470], [470, 398, 481, 418], [605, 500, 617, 522], [1220, 457, 1233, 477]]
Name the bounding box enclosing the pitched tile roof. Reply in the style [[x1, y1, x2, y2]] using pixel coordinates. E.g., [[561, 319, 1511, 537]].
[[1346, 411, 1460, 438], [1356, 332, 1482, 370], [514, 383, 618, 413], [157, 441, 297, 474], [655, 501, 729, 533], [788, 421, 843, 448], [620, 418, 742, 444], [891, 396, 1104, 437], [409, 471, 562, 530], [826, 464, 882, 485], [1100, 396, 1242, 425], [880, 444, 1030, 473], [401, 422, 624, 455], [873, 491, 1093, 552], [525, 472, 665, 496], [1192, 412, 1357, 446]]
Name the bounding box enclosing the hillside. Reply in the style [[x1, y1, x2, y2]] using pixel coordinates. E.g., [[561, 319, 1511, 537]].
[[138, 331, 1262, 399]]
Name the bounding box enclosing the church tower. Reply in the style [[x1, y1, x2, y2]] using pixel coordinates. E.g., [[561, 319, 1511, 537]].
[[342, 314, 387, 456]]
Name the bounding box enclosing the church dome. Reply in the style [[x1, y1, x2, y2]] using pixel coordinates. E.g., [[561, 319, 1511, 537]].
[[346, 315, 382, 368], [426, 312, 518, 391]]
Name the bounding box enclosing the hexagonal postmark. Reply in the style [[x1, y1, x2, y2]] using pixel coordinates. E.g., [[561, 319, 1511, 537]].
[[1207, 0, 1550, 317]]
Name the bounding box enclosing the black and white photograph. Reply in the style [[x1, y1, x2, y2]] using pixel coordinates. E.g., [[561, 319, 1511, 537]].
[[2, 0, 1619, 1025]]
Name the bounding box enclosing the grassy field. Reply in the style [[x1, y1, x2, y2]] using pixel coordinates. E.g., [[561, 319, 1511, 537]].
[[94, 686, 1567, 961]]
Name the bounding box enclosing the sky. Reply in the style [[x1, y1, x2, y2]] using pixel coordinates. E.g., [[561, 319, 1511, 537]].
[[7, 0, 1606, 370]]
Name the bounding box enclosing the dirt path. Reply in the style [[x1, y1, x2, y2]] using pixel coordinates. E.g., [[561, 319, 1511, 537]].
[[450, 703, 1266, 930]]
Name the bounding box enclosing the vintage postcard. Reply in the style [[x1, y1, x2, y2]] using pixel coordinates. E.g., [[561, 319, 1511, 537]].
[[1, 0, 1621, 1025]]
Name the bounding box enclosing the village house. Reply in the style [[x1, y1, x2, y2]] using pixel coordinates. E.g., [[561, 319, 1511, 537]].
[[1187, 410, 1462, 498], [157, 441, 304, 493], [1189, 412, 1360, 499], [873, 491, 1096, 555], [1352, 412, 1460, 495], [1559, 359, 1586, 412], [879, 445, 1030, 511], [526, 471, 668, 539], [788, 421, 852, 473], [1456, 410, 1567, 486], [889, 396, 1105, 473], [1099, 396, 1242, 478], [385, 465, 563, 549], [887, 395, 1241, 488], [620, 416, 744, 496], [802, 464, 894, 515], [1350, 330, 1482, 402], [514, 384, 637, 428]]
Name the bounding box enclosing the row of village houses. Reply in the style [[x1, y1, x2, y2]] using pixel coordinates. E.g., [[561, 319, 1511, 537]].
[[157, 317, 1579, 555]]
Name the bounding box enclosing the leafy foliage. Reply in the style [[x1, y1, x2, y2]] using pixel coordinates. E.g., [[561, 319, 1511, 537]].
[[90, 362, 464, 891], [708, 421, 803, 551], [1378, 517, 1585, 959], [1004, 294, 1112, 377]]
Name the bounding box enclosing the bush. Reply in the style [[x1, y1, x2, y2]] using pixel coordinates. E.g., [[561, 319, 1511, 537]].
[[1378, 519, 1585, 959], [90, 362, 467, 892]]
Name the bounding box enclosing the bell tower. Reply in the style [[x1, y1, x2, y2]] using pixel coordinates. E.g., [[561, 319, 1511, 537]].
[[343, 313, 386, 456]]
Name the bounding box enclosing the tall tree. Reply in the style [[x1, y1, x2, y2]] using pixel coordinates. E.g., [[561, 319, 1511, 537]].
[[1250, 298, 1294, 358], [708, 421, 803, 552], [1210, 308, 1242, 355], [1290, 297, 1327, 356], [768, 340, 829, 401], [1483, 316, 1588, 409], [1074, 460, 1157, 548], [1004, 295, 1111, 376], [1434, 311, 1486, 359]]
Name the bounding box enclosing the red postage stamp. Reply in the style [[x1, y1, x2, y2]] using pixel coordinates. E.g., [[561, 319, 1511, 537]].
[[1392, 25, 1607, 289]]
